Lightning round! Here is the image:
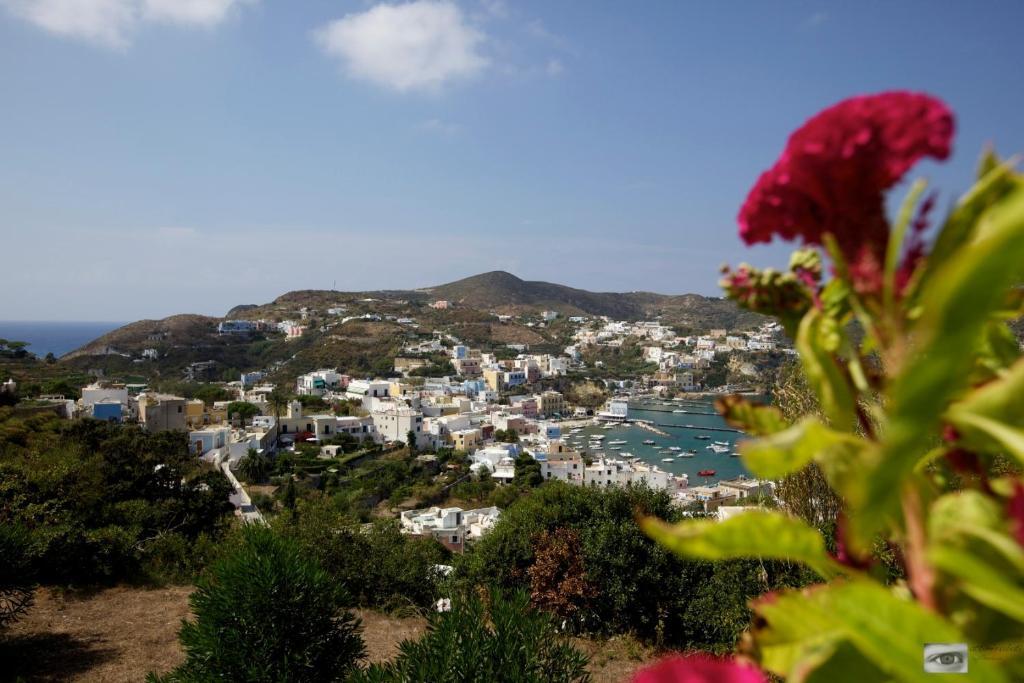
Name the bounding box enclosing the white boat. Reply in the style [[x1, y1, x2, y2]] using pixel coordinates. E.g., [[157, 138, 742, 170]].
[[642, 439, 655, 445], [591, 435, 606, 441], [652, 445, 663, 450], [667, 446, 682, 452], [620, 452, 636, 458], [609, 440, 628, 445], [679, 453, 696, 458], [610, 446, 622, 450], [713, 441, 730, 446], [707, 444, 729, 453], [661, 457, 675, 462], [673, 409, 687, 413]]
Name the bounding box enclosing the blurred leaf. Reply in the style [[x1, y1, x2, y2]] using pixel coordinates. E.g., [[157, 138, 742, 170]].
[[859, 182, 1024, 542], [947, 358, 1024, 463], [797, 309, 856, 432], [885, 179, 928, 314], [739, 417, 863, 481], [641, 510, 841, 579], [919, 154, 1020, 288], [930, 546, 1024, 623], [716, 395, 789, 436], [753, 581, 1008, 683]]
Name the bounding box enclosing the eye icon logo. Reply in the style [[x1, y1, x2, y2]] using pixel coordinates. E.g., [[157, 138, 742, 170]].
[[924, 643, 968, 674]]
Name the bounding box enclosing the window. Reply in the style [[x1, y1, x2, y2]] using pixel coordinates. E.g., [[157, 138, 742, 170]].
[[451, 535, 459, 544]]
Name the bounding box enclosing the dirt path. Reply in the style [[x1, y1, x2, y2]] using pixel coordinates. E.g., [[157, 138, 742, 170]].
[[2, 586, 654, 682]]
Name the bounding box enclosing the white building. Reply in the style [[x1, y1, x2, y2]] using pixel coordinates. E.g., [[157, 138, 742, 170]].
[[371, 401, 428, 448], [297, 369, 344, 396]]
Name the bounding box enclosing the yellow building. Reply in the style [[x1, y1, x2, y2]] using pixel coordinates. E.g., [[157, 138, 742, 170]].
[[483, 368, 502, 392], [536, 390, 566, 417], [451, 428, 483, 453]]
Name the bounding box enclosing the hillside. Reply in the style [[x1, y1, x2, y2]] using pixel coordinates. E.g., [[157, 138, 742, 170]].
[[57, 271, 767, 382]]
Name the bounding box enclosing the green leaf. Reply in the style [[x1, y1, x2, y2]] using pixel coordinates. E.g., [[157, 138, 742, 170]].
[[947, 413, 1024, 467], [930, 546, 1024, 624], [753, 580, 1008, 683], [796, 309, 856, 432], [739, 417, 863, 480], [859, 181, 1024, 542], [885, 179, 928, 315], [641, 509, 842, 579], [947, 357, 1024, 462], [715, 394, 788, 436], [919, 155, 1020, 287]]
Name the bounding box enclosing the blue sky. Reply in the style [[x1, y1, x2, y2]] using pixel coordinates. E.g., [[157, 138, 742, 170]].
[[1, 1, 1022, 320]]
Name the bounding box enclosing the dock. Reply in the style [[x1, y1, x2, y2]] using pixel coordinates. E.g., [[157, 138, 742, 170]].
[[629, 404, 719, 416], [654, 422, 742, 434], [630, 420, 671, 437]]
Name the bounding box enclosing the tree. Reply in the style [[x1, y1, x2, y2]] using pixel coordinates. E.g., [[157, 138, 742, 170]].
[[225, 401, 260, 423], [237, 448, 270, 484], [512, 452, 542, 488], [154, 525, 364, 682], [351, 590, 589, 683], [406, 429, 418, 455]]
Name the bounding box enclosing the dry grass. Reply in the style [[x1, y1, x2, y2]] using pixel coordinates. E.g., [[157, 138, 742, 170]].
[[3, 586, 655, 682], [3, 585, 192, 682]]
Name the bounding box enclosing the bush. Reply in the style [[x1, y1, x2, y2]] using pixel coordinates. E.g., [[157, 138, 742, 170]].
[[277, 500, 451, 611], [0, 524, 35, 630], [458, 482, 810, 648], [351, 590, 590, 683], [154, 525, 365, 682]]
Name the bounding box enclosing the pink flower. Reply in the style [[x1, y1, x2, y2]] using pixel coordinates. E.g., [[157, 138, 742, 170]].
[[738, 92, 954, 275], [632, 654, 768, 683]]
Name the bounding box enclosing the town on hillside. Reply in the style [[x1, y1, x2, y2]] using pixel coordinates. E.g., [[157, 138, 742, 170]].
[[2, 303, 789, 547]]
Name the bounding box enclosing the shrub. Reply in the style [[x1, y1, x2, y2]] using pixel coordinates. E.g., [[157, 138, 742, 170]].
[[0, 524, 35, 630], [154, 525, 364, 682], [351, 590, 590, 683]]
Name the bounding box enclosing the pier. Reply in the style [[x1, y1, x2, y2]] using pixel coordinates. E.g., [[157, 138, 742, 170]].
[[629, 404, 719, 416], [654, 422, 742, 434], [629, 420, 671, 437]]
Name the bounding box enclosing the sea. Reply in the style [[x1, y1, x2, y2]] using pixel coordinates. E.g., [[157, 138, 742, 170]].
[[0, 321, 126, 358], [567, 397, 751, 485]]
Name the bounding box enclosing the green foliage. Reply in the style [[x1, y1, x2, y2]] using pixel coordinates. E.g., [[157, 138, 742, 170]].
[[651, 149, 1024, 680], [155, 525, 365, 683], [237, 448, 271, 483], [276, 500, 450, 610], [225, 400, 260, 421], [458, 483, 810, 648], [0, 523, 35, 629], [512, 452, 542, 487], [351, 589, 590, 683], [0, 417, 234, 583]]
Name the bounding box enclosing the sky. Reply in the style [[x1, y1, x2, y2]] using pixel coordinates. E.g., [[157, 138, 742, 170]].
[[1, 1, 1023, 321]]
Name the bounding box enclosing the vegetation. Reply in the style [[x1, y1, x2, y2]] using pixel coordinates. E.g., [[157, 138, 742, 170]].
[[275, 500, 451, 611], [458, 483, 811, 649], [645, 95, 1024, 680], [0, 414, 233, 584], [351, 589, 590, 683], [0, 524, 35, 630], [153, 525, 365, 682], [224, 400, 260, 421]]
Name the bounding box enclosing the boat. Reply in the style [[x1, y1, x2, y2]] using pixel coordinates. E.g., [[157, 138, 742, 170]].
[[679, 453, 696, 458], [652, 445, 663, 450], [609, 440, 628, 445], [707, 444, 729, 453], [610, 446, 622, 450], [695, 435, 710, 440], [730, 452, 740, 457], [687, 449, 698, 454], [667, 446, 682, 452], [672, 409, 687, 413], [591, 435, 606, 441], [642, 439, 655, 445], [661, 457, 675, 463], [620, 452, 636, 458], [713, 441, 730, 446], [698, 469, 717, 477]]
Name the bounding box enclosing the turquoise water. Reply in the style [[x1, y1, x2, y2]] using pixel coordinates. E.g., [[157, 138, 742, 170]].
[[564, 398, 750, 485]]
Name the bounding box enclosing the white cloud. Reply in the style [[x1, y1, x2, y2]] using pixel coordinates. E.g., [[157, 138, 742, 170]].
[[1, 0, 137, 47], [314, 0, 488, 93], [545, 58, 563, 77], [0, 0, 251, 48], [142, 0, 248, 28]]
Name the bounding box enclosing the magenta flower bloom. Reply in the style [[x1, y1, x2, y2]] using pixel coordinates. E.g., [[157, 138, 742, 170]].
[[632, 654, 768, 683], [738, 92, 954, 272]]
